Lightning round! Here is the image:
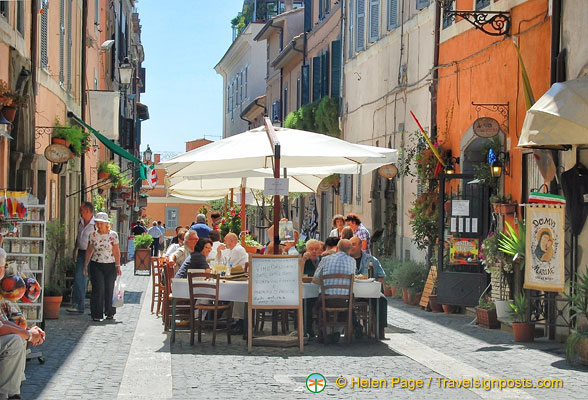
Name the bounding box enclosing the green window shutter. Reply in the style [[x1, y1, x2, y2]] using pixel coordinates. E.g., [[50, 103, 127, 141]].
[[369, 0, 380, 43], [348, 0, 354, 58], [312, 56, 321, 102], [304, 0, 312, 32], [301, 65, 310, 105], [356, 0, 365, 51], [40, 0, 49, 69], [321, 51, 329, 98], [66, 0, 72, 92], [330, 40, 341, 99], [416, 0, 429, 10], [59, 0, 65, 85], [387, 0, 397, 30], [319, 0, 323, 20]]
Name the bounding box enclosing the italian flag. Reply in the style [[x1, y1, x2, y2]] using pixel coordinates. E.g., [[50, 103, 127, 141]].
[[147, 164, 158, 189]]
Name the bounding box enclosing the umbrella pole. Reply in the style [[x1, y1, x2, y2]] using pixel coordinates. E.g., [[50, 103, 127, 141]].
[[241, 184, 246, 247], [230, 188, 234, 208], [264, 117, 281, 255]]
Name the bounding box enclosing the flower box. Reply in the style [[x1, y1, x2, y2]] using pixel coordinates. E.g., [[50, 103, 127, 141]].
[[475, 307, 500, 329]]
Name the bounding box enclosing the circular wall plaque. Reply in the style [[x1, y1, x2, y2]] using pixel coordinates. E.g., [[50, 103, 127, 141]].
[[44, 144, 73, 163], [378, 164, 398, 180], [473, 117, 500, 138]]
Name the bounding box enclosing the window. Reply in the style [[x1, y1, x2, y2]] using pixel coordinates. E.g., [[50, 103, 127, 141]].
[[342, 174, 353, 204], [331, 40, 341, 98], [244, 66, 248, 98], [67, 0, 72, 92], [59, 0, 65, 86], [94, 0, 99, 24], [476, 0, 490, 10], [416, 0, 430, 10], [235, 75, 240, 106], [266, 43, 270, 77], [321, 51, 329, 98], [165, 207, 179, 231], [368, 0, 380, 43], [17, 0, 24, 34], [387, 0, 397, 30], [41, 1, 49, 69], [296, 75, 301, 109], [0, 1, 8, 20], [356, 174, 362, 205], [348, 0, 354, 58], [442, 0, 454, 29], [304, 0, 312, 32], [356, 0, 365, 52], [301, 64, 310, 105]]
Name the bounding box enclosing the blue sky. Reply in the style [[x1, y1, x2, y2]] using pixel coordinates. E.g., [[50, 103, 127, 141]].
[[137, 0, 244, 155]]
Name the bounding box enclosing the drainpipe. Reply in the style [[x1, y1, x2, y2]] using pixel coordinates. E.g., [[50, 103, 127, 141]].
[[430, 0, 441, 141], [81, 0, 88, 195], [550, 0, 562, 85]]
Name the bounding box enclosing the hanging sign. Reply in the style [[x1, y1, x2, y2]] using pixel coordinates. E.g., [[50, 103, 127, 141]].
[[473, 117, 500, 138], [378, 164, 398, 180], [264, 178, 289, 196], [449, 238, 479, 265], [44, 144, 72, 163], [524, 204, 565, 292]]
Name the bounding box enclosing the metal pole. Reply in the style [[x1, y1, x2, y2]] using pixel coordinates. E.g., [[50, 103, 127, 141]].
[[241, 183, 246, 247], [264, 117, 281, 255]]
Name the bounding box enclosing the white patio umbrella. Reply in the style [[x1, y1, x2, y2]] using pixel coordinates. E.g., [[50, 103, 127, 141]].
[[519, 76, 588, 149], [162, 126, 388, 179]]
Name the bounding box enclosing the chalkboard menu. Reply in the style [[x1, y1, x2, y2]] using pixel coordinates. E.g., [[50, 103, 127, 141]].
[[250, 257, 300, 306]]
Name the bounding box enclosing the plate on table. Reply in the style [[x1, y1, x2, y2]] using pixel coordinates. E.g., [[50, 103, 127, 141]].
[[355, 277, 375, 283]]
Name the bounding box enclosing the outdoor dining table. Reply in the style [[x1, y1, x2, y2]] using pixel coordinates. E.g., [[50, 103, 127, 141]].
[[170, 277, 383, 342]]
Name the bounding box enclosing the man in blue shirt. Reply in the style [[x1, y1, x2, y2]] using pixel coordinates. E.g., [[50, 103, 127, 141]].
[[350, 236, 388, 339], [190, 214, 212, 239], [147, 222, 162, 256]]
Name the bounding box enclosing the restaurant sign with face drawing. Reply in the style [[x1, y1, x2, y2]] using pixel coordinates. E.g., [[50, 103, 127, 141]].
[[524, 204, 565, 292]]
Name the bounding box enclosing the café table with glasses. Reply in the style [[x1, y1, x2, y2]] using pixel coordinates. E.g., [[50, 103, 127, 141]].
[[170, 272, 383, 342]]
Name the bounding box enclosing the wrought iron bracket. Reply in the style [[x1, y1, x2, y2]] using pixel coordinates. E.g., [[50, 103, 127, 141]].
[[471, 102, 509, 134], [442, 1, 511, 37]]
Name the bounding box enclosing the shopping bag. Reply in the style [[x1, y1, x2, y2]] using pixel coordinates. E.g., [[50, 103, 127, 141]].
[[112, 277, 125, 308]]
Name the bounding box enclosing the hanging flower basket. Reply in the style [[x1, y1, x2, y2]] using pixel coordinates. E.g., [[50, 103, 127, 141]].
[[52, 137, 70, 147]]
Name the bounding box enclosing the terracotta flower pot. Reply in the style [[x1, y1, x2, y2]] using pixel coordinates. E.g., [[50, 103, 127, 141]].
[[98, 171, 110, 180], [51, 137, 70, 147], [408, 291, 422, 306], [43, 296, 63, 319], [442, 304, 454, 314], [383, 284, 393, 297], [576, 337, 588, 366], [475, 307, 500, 329], [1, 105, 17, 122], [512, 322, 534, 342], [429, 294, 444, 313], [245, 245, 259, 254], [390, 285, 397, 297], [402, 288, 409, 303]]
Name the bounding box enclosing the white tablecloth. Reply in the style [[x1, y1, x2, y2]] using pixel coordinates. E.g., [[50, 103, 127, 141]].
[[171, 279, 382, 301]]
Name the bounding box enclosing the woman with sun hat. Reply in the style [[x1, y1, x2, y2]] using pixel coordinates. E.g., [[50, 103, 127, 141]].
[[83, 212, 121, 322]]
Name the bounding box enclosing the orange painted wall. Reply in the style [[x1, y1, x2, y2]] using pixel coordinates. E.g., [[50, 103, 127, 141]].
[[437, 0, 551, 204]]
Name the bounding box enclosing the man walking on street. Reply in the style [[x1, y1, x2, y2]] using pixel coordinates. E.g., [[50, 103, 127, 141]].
[[148, 222, 162, 256], [67, 202, 95, 314]]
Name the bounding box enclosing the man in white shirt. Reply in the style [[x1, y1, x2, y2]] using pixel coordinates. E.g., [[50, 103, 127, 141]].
[[216, 233, 248, 333], [148, 222, 162, 256], [67, 202, 95, 313]]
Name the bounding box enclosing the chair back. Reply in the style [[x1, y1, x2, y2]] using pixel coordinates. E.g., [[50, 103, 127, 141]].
[[164, 262, 175, 290], [152, 257, 165, 286], [187, 272, 219, 304], [319, 273, 354, 299]]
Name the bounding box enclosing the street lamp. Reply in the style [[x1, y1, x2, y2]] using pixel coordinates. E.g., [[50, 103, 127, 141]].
[[143, 145, 152, 164], [490, 152, 510, 178], [445, 157, 459, 175], [118, 57, 134, 86]]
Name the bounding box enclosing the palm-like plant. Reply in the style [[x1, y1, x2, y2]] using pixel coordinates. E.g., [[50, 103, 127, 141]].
[[565, 271, 588, 363], [498, 221, 526, 270]]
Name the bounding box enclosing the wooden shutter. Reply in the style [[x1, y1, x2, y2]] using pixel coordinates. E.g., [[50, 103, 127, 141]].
[[40, 0, 49, 69], [387, 0, 397, 30], [356, 0, 365, 51], [321, 51, 329, 98], [312, 56, 321, 102], [301, 65, 310, 105], [304, 0, 312, 32], [368, 0, 379, 43], [416, 0, 429, 10], [330, 40, 341, 98]]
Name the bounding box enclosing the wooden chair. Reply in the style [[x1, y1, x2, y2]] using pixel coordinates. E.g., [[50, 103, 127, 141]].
[[187, 272, 233, 346], [319, 273, 354, 344], [163, 262, 190, 334], [151, 257, 166, 316]]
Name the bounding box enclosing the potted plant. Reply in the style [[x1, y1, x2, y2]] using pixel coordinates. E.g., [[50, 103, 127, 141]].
[[53, 124, 90, 157], [490, 194, 517, 214], [381, 257, 401, 297], [244, 233, 262, 254], [0, 79, 28, 122], [565, 271, 588, 365], [43, 283, 64, 319], [428, 277, 444, 313], [395, 260, 427, 306], [498, 220, 526, 270], [509, 293, 534, 342], [480, 232, 514, 320], [476, 296, 500, 329], [134, 233, 153, 274]]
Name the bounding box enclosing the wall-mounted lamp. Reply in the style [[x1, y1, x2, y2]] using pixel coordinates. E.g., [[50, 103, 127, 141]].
[[118, 57, 134, 85], [143, 144, 152, 164], [445, 156, 460, 175], [490, 151, 510, 178]]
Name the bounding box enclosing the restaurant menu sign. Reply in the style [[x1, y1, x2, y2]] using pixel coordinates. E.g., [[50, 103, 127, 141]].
[[449, 238, 479, 265], [524, 204, 565, 292]]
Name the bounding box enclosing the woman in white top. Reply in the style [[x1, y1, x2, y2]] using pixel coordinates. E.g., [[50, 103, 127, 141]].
[[83, 212, 121, 322], [329, 214, 345, 238]]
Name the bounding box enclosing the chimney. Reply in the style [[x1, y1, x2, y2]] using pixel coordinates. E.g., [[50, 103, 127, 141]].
[[154, 154, 161, 164], [284, 0, 293, 11]]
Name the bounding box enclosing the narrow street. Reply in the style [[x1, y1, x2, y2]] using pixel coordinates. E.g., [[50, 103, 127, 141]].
[[20, 263, 588, 399]]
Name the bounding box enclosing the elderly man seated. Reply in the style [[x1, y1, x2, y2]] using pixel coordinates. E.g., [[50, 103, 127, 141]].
[[168, 230, 198, 276], [216, 233, 249, 334], [312, 239, 355, 344], [1, 248, 46, 400], [349, 236, 388, 339]]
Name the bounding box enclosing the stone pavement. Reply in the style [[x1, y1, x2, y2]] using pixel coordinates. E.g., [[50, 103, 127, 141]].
[[18, 263, 588, 399]]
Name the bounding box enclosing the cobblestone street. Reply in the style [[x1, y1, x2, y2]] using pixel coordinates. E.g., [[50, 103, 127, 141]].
[[20, 263, 588, 399]]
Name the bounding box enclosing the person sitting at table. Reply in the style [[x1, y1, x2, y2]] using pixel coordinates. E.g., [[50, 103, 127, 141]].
[[311, 239, 356, 344], [190, 213, 212, 239], [175, 238, 213, 278], [340, 226, 354, 240], [329, 214, 346, 238], [168, 230, 198, 276], [322, 237, 340, 257], [345, 213, 371, 255], [165, 228, 187, 258], [216, 233, 249, 334], [302, 239, 323, 276], [349, 236, 387, 339], [207, 230, 222, 262]]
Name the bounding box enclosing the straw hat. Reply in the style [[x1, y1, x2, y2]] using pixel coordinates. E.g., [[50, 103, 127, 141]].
[[94, 212, 110, 223]]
